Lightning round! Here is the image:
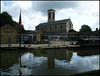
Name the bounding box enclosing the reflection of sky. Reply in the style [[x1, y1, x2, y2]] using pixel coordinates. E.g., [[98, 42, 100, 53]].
[[55, 53, 99, 73], [21, 52, 47, 68], [1, 52, 47, 75], [71, 53, 99, 71], [1, 52, 99, 75], [20, 52, 47, 75]]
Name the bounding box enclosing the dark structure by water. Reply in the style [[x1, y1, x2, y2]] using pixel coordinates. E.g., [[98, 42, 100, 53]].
[[76, 37, 100, 47]]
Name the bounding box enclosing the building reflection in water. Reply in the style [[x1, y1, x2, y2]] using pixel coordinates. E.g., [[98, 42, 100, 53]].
[[47, 49, 73, 69], [47, 50, 55, 69], [1, 47, 99, 75], [1, 48, 98, 71], [33, 49, 73, 69]]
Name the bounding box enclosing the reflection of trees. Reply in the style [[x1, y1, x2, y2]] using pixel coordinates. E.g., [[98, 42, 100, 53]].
[[1, 49, 73, 71], [77, 49, 99, 57], [1, 50, 27, 70], [68, 46, 99, 57]]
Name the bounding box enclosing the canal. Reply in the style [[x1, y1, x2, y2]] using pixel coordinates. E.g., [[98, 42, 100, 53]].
[[0, 47, 99, 75]]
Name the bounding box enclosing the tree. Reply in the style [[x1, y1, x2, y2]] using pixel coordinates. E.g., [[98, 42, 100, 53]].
[[79, 24, 92, 33], [79, 24, 92, 37], [0, 12, 13, 27], [0, 11, 25, 33]]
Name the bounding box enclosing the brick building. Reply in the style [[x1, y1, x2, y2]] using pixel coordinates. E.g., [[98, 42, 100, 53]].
[[0, 24, 18, 44], [36, 9, 73, 35], [36, 9, 73, 40]]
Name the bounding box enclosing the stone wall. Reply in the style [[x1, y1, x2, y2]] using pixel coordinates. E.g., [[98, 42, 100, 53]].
[[36, 19, 73, 35], [66, 19, 73, 32], [37, 24, 66, 35], [0, 24, 18, 44]]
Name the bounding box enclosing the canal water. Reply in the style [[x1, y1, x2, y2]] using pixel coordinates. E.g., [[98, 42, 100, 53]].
[[1, 47, 99, 75]]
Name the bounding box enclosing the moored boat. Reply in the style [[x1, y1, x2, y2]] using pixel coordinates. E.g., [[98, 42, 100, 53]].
[[75, 37, 100, 47]]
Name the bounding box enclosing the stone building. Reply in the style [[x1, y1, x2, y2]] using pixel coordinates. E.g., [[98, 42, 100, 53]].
[[36, 9, 73, 40], [68, 29, 77, 41], [0, 24, 18, 44]]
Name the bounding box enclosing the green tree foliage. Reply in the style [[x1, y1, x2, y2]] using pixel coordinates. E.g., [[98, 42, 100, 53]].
[[79, 24, 92, 33], [0, 11, 25, 33], [79, 24, 93, 37], [0, 12, 13, 27]]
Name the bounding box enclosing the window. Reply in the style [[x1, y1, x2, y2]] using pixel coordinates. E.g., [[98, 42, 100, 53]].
[[42, 27, 44, 31], [48, 12, 51, 19], [55, 25, 57, 30], [53, 12, 55, 19], [45, 27, 47, 30], [69, 24, 71, 29], [50, 26, 52, 30], [60, 25, 62, 29]]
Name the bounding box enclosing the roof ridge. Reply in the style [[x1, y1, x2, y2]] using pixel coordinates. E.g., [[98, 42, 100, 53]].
[[39, 19, 69, 25], [37, 19, 69, 26]]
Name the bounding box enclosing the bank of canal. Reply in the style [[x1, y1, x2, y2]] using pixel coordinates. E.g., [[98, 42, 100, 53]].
[[0, 47, 99, 75]]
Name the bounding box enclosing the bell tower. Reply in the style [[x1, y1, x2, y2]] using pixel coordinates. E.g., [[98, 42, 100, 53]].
[[48, 9, 55, 22]]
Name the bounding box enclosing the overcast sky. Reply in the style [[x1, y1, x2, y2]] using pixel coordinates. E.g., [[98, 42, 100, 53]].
[[1, 1, 99, 31]]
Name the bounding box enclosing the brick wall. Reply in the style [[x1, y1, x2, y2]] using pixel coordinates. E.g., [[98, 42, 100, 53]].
[[0, 24, 18, 44]]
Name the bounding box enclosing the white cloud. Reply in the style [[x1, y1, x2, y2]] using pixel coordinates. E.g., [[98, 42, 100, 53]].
[[72, 19, 80, 31], [12, 1, 32, 10], [1, 1, 99, 31]]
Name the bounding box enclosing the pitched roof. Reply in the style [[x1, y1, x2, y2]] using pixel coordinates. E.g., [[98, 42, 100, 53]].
[[37, 19, 69, 27], [0, 24, 16, 30], [69, 29, 77, 32]]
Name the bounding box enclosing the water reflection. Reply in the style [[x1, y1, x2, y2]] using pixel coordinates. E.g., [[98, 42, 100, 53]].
[[1, 51, 20, 70], [77, 47, 99, 57], [31, 49, 73, 69], [47, 49, 73, 69], [0, 47, 99, 75], [47, 50, 55, 69]]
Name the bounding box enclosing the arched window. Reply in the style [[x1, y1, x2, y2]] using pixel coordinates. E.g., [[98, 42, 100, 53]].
[[48, 12, 51, 19], [53, 12, 55, 19]]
